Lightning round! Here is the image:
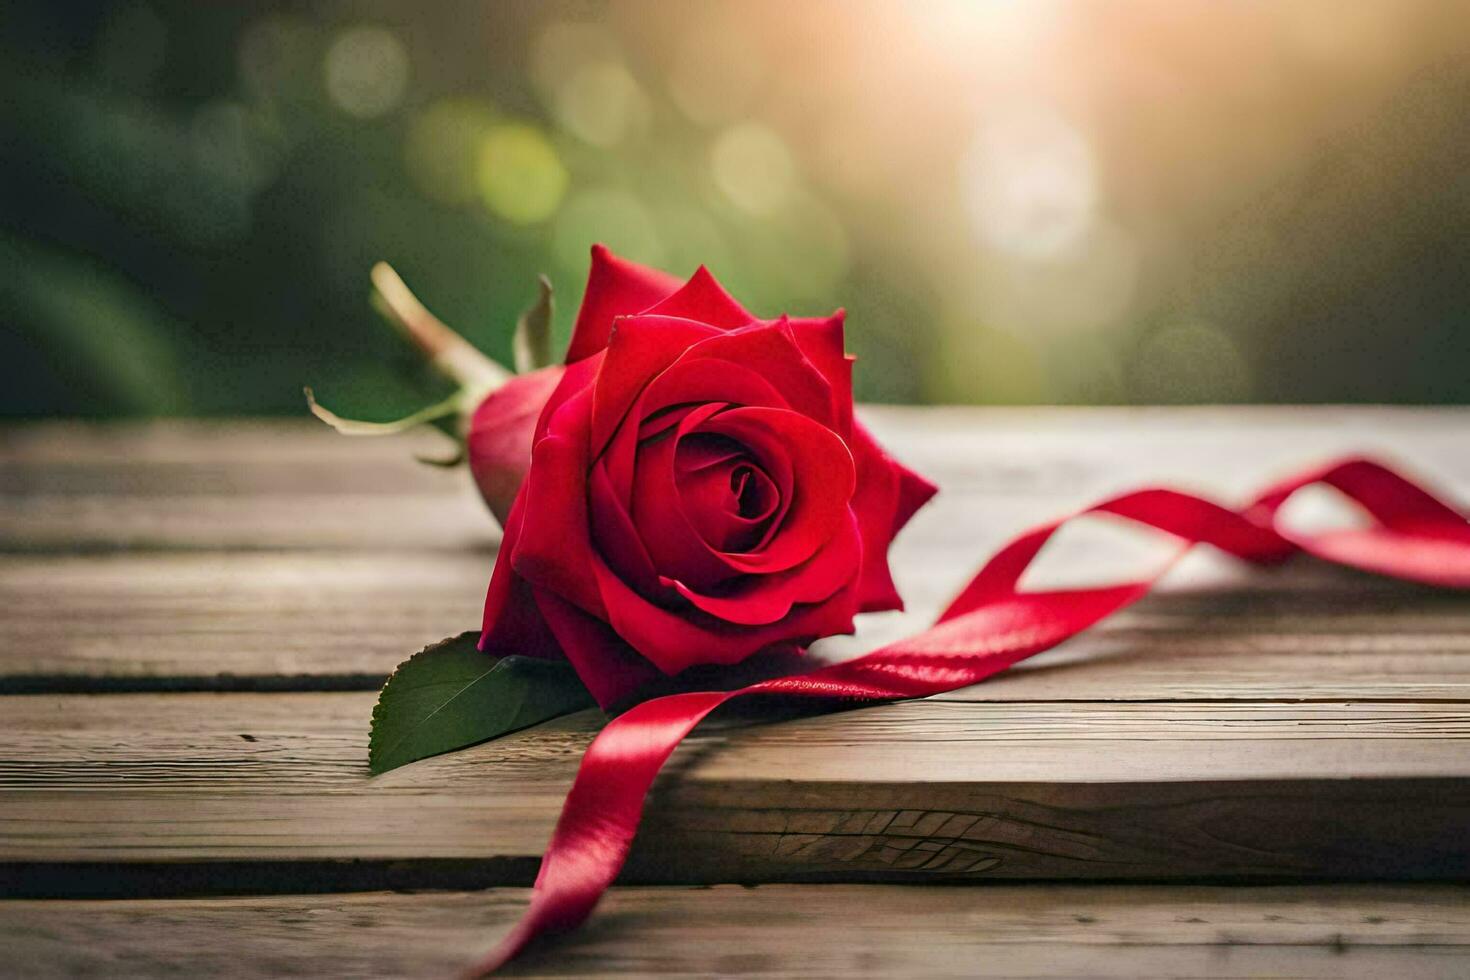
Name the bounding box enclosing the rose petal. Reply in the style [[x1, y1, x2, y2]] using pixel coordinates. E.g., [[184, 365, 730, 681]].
[[675, 431, 747, 474], [674, 319, 836, 429], [731, 462, 779, 519], [510, 391, 606, 617], [623, 356, 791, 440], [629, 402, 742, 589], [587, 458, 660, 595], [894, 453, 940, 536], [532, 349, 604, 446], [533, 586, 662, 709], [591, 358, 788, 537], [589, 315, 723, 453], [599, 402, 696, 512], [785, 311, 854, 438], [592, 555, 860, 675], [642, 398, 798, 558], [478, 493, 563, 660], [847, 420, 940, 612], [590, 321, 829, 516], [597, 358, 789, 514], [675, 434, 779, 552], [785, 311, 847, 382], [697, 406, 856, 574], [639, 265, 756, 329], [670, 511, 862, 625], [565, 244, 682, 364]]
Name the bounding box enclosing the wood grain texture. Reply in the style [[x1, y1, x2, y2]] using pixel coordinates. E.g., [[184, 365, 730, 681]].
[[3, 693, 1468, 891], [3, 410, 1470, 968], [5, 552, 1469, 695], [0, 551, 490, 690], [4, 884, 1470, 978], [4, 408, 1468, 553], [4, 409, 1469, 692], [0, 420, 494, 552]]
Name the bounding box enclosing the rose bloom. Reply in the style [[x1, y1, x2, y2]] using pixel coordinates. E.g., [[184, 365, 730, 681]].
[[470, 246, 935, 708]]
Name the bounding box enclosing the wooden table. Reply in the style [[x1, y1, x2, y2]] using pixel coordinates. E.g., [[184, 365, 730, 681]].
[[3, 408, 1469, 977]]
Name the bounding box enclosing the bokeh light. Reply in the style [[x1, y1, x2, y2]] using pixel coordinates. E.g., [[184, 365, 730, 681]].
[[323, 25, 410, 119], [475, 123, 569, 225], [962, 104, 1098, 260], [973, 221, 1140, 338], [711, 122, 796, 216], [406, 100, 499, 207], [4, 0, 1468, 417], [553, 61, 650, 147], [911, 0, 1058, 68]]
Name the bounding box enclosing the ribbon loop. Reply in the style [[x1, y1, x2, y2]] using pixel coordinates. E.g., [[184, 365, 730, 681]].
[[468, 455, 1470, 976]]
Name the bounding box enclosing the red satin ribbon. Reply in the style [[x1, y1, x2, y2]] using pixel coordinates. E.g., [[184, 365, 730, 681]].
[[468, 456, 1470, 975]]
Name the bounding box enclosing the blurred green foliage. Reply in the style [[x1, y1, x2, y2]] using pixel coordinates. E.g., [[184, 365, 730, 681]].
[[1, 1, 1467, 418]]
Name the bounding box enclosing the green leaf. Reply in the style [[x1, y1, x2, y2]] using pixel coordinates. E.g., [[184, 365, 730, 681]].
[[512, 275, 554, 374], [368, 632, 595, 774]]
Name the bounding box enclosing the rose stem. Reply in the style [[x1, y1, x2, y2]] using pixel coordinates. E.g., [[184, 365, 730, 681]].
[[370, 262, 512, 395]]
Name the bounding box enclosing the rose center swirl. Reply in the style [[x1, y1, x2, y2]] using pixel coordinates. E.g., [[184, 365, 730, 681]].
[[674, 432, 780, 553]]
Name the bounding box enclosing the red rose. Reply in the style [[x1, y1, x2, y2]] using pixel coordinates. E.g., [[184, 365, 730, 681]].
[[475, 245, 936, 707]]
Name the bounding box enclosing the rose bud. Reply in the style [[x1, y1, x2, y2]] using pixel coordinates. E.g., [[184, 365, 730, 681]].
[[306, 263, 561, 527], [479, 245, 936, 708], [463, 367, 564, 525]]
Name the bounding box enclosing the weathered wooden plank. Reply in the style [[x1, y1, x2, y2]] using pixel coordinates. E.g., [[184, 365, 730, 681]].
[[7, 409, 1467, 488], [3, 411, 1468, 903], [0, 551, 491, 690], [0, 494, 494, 554], [3, 408, 1467, 552], [4, 884, 1469, 978], [4, 408, 1467, 690], [3, 693, 1468, 893], [0, 421, 494, 552], [4, 548, 1468, 697]]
